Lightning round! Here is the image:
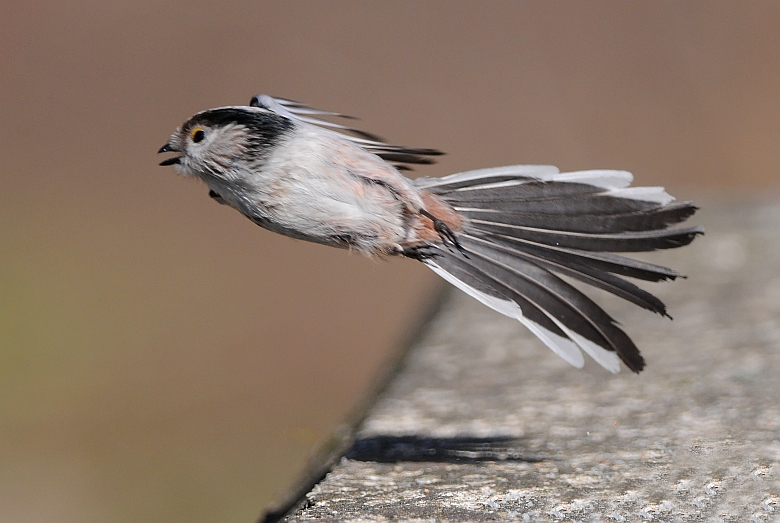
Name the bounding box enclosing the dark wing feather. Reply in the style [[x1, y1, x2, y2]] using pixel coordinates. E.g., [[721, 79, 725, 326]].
[[250, 94, 443, 169]]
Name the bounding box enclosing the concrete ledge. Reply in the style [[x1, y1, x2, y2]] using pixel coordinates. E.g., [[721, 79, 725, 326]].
[[272, 202, 780, 522]]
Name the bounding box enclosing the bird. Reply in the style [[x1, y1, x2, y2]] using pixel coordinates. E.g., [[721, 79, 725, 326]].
[[158, 94, 702, 374]]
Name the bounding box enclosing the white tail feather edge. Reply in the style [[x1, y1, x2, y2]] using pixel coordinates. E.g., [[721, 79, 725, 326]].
[[427, 262, 623, 373], [540, 170, 633, 189], [607, 186, 675, 205], [415, 166, 673, 205], [557, 326, 622, 374], [426, 262, 586, 369], [414, 165, 560, 188]]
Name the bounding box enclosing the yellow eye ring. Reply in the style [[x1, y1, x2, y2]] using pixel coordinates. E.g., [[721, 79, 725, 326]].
[[191, 128, 205, 143]]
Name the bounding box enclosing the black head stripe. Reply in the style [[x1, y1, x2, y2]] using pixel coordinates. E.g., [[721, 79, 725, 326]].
[[188, 107, 294, 149]]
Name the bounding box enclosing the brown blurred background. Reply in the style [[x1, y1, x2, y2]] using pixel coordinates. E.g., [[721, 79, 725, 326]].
[[1, 2, 779, 522]]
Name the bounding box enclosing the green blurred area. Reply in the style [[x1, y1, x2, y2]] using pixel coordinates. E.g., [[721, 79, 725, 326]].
[[1, 2, 779, 522]]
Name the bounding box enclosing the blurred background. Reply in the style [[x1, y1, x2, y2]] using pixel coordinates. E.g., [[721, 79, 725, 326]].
[[1, 2, 779, 522]]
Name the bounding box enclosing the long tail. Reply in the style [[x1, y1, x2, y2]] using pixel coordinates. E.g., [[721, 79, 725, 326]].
[[414, 166, 702, 373]]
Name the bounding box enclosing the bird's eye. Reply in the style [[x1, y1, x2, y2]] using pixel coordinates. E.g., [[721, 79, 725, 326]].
[[191, 128, 205, 143]]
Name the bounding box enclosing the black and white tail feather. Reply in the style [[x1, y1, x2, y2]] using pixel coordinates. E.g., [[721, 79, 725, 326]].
[[255, 95, 702, 373], [416, 167, 701, 373]]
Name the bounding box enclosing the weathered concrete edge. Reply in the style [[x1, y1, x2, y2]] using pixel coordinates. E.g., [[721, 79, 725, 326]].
[[257, 284, 452, 523]]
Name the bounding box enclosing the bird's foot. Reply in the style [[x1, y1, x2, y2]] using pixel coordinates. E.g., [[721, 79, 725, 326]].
[[420, 209, 468, 257], [401, 244, 441, 261]]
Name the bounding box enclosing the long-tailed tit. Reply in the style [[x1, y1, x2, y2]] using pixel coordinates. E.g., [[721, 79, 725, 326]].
[[159, 94, 702, 373]]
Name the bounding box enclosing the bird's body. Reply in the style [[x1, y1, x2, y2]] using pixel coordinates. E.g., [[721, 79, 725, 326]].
[[160, 95, 702, 374], [224, 123, 430, 254]]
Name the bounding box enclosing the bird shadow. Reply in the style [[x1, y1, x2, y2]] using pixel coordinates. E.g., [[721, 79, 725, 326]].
[[260, 435, 546, 522], [346, 434, 545, 464]]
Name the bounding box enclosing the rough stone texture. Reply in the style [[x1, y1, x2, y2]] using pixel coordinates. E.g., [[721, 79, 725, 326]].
[[285, 202, 780, 522]]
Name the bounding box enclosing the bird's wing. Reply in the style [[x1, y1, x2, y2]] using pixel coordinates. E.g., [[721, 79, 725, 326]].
[[250, 94, 443, 170]]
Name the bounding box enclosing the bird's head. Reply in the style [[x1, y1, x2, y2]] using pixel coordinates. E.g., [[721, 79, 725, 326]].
[[158, 106, 293, 180]]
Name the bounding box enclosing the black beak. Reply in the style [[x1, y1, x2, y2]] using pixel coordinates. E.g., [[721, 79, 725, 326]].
[[158, 143, 181, 166]]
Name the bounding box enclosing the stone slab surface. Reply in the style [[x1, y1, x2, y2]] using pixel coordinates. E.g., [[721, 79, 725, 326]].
[[285, 203, 780, 522]]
